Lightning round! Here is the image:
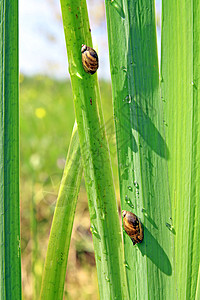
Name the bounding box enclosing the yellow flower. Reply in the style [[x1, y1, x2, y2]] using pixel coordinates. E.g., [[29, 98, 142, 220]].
[[35, 107, 46, 119]]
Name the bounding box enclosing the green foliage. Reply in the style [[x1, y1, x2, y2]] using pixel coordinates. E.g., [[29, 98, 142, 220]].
[[59, 0, 129, 299], [0, 0, 21, 299], [161, 1, 200, 299], [40, 123, 82, 300], [105, 0, 174, 299], [20, 1, 200, 299], [105, 0, 200, 299]]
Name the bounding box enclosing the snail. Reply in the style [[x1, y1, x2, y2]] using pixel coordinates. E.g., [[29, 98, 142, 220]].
[[81, 44, 98, 74], [122, 210, 143, 245]]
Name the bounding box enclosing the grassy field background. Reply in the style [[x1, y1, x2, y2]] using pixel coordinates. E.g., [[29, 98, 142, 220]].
[[20, 75, 119, 300]]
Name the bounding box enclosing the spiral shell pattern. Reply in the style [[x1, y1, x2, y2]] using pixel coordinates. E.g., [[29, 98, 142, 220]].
[[81, 44, 98, 75], [122, 210, 143, 245]]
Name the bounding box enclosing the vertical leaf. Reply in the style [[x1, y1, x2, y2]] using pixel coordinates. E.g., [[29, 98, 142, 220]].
[[40, 123, 82, 300], [0, 0, 21, 299], [105, 0, 175, 299], [161, 1, 200, 299]]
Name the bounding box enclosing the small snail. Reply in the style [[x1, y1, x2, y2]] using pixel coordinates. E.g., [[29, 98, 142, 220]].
[[81, 44, 98, 74], [122, 210, 143, 245]]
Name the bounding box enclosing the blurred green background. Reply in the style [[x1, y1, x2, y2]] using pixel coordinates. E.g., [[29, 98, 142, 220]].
[[20, 75, 119, 300]]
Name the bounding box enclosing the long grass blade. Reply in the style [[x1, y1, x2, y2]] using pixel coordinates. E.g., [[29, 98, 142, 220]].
[[161, 1, 200, 299], [0, 0, 21, 298], [40, 123, 82, 300], [105, 0, 175, 298]]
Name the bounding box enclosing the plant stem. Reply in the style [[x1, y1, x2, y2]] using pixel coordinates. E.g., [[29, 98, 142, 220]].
[[60, 0, 129, 299]]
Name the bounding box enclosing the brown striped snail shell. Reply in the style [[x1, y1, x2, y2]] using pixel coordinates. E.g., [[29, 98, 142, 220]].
[[122, 210, 144, 245], [81, 44, 98, 75]]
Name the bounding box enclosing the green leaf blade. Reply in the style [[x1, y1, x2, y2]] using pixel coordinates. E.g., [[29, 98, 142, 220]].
[[161, 1, 200, 299], [0, 0, 21, 299], [40, 123, 82, 300], [105, 0, 175, 299]]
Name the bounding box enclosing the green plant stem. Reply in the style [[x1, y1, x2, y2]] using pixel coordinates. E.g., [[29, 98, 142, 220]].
[[0, 0, 21, 299], [60, 0, 129, 299], [40, 123, 82, 300]]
